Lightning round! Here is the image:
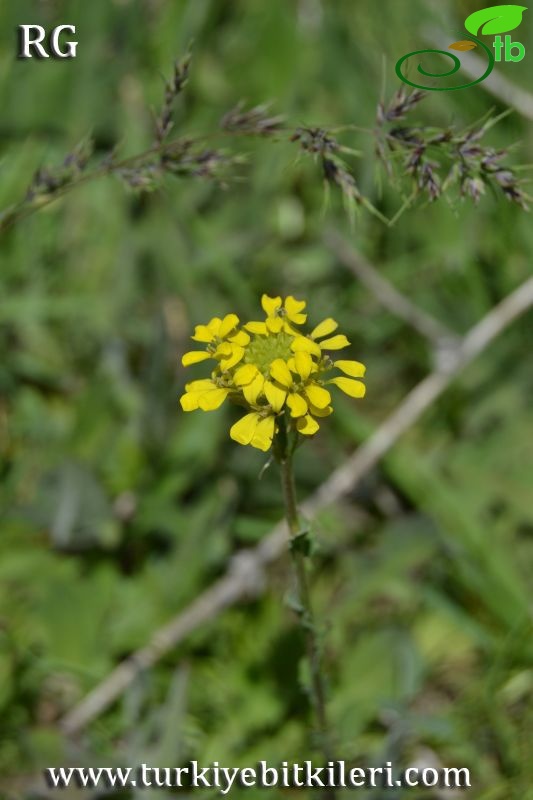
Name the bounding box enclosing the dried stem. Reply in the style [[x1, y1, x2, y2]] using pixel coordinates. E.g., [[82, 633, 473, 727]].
[[324, 228, 455, 345]]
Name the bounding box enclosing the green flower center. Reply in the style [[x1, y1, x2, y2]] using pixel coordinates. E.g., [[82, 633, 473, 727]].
[[244, 333, 293, 376]]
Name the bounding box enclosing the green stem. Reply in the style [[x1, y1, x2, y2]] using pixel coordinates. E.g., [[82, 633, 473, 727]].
[[280, 452, 336, 799]]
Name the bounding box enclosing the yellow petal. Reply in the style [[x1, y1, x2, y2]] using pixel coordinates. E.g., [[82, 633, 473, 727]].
[[288, 355, 317, 373], [250, 416, 276, 451], [334, 360, 366, 378], [294, 351, 312, 380], [290, 337, 321, 358], [264, 380, 287, 412], [287, 393, 308, 418], [198, 388, 229, 410], [319, 334, 350, 350], [229, 330, 250, 346], [284, 296, 307, 324], [185, 379, 215, 392], [192, 324, 215, 343], [219, 313, 240, 339], [308, 403, 333, 418], [207, 316, 222, 333], [220, 346, 245, 371], [180, 392, 200, 411], [284, 296, 306, 316], [329, 377, 366, 398], [311, 318, 338, 340], [230, 412, 261, 445], [304, 384, 331, 409], [266, 316, 284, 333], [270, 358, 293, 388], [243, 373, 265, 405], [215, 342, 232, 357], [282, 321, 301, 336], [297, 415, 320, 436], [234, 364, 259, 386], [261, 294, 282, 317], [245, 321, 268, 335], [182, 350, 211, 367]]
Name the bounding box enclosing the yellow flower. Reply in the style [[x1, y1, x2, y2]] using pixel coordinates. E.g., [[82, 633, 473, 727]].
[[262, 293, 307, 330], [181, 313, 250, 369], [230, 412, 276, 452], [179, 379, 229, 411], [246, 294, 308, 335], [179, 297, 366, 451]]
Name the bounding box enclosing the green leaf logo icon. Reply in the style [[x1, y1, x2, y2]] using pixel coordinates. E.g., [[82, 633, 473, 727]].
[[465, 4, 527, 36]]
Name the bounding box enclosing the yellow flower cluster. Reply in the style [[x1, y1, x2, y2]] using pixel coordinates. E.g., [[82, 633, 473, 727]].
[[180, 295, 366, 451]]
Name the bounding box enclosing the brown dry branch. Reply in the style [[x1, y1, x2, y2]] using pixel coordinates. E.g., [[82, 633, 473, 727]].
[[323, 229, 456, 345], [60, 271, 533, 736]]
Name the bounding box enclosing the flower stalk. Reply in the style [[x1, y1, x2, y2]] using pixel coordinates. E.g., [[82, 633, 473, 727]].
[[276, 418, 336, 799]]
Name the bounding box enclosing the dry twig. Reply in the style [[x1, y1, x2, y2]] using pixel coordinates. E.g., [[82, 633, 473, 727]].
[[324, 229, 455, 344]]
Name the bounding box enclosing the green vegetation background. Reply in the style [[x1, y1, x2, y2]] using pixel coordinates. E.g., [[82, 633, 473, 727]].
[[1, 1, 532, 797]]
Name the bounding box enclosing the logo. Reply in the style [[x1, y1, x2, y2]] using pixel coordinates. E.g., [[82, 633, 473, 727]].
[[396, 4, 527, 91], [17, 25, 78, 59]]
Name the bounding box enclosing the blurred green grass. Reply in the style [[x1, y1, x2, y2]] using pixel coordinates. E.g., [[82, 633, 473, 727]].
[[1, 1, 533, 798]]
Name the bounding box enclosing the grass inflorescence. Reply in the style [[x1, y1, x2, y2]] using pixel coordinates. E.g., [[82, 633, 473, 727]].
[[0, 55, 528, 237]]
